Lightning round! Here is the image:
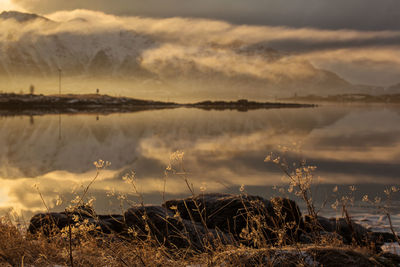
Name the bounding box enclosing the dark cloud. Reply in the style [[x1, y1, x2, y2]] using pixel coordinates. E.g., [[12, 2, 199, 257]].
[[12, 0, 400, 30], [313, 159, 400, 180]]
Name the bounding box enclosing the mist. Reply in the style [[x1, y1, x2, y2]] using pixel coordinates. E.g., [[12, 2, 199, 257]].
[[0, 9, 399, 100]]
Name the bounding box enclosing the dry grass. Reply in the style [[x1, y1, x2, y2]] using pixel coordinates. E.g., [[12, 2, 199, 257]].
[[0, 221, 390, 267], [0, 216, 193, 266], [0, 205, 398, 267], [1, 155, 399, 266]]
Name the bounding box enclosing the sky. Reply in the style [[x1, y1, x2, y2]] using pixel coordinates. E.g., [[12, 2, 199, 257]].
[[8, 0, 400, 31], [0, 0, 399, 87], [0, 0, 21, 11]]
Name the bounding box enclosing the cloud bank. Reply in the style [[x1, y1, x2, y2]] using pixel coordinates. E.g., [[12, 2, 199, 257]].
[[11, 0, 400, 31], [0, 9, 399, 99]]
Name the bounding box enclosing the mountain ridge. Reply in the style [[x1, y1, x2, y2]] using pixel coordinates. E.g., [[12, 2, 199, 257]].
[[0, 10, 50, 22], [0, 11, 384, 98]]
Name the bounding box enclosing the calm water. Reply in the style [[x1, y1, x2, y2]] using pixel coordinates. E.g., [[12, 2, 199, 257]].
[[1, 105, 400, 230]]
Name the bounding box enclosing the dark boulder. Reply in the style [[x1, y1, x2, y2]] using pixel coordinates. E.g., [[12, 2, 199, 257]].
[[124, 205, 173, 241], [124, 205, 233, 250], [164, 193, 267, 234], [163, 193, 304, 244], [306, 216, 399, 249], [370, 231, 399, 244], [305, 216, 369, 245], [28, 205, 125, 236], [96, 215, 126, 234], [29, 212, 70, 236], [28, 195, 400, 254], [266, 197, 304, 242]]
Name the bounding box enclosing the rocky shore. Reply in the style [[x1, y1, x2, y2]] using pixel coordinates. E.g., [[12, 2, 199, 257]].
[[0, 93, 315, 115], [188, 99, 316, 111], [29, 193, 399, 259], [0, 93, 178, 115]]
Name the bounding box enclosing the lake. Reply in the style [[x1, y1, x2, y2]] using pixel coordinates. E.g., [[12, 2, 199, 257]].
[[1, 105, 400, 231]]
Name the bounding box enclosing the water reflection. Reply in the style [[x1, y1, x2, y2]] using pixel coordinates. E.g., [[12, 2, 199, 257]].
[[0, 106, 399, 218]]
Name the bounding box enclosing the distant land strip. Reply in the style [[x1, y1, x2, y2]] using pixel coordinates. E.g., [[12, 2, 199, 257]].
[[0, 93, 316, 115], [280, 93, 400, 103]]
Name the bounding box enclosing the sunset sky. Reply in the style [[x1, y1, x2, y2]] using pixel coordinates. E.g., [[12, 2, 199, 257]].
[[0, 0, 21, 11], [0, 0, 399, 88]]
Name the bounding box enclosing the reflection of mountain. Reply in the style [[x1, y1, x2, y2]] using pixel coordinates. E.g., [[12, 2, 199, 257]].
[[0, 108, 348, 178], [0, 11, 363, 98], [2, 107, 400, 216]]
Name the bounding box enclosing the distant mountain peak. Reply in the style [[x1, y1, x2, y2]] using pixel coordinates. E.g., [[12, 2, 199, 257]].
[[386, 82, 400, 93], [0, 11, 49, 23]]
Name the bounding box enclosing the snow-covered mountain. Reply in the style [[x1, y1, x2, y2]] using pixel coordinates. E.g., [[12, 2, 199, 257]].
[[0, 12, 154, 78], [0, 11, 49, 22], [386, 82, 400, 93], [0, 11, 362, 98]]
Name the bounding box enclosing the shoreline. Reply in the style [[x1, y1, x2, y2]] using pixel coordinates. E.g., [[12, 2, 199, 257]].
[[280, 93, 400, 104], [0, 93, 316, 115]]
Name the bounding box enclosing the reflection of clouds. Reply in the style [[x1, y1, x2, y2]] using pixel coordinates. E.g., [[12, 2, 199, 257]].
[[302, 144, 400, 163], [312, 159, 400, 180], [0, 187, 9, 207], [303, 108, 400, 163], [317, 172, 399, 185], [311, 132, 400, 149], [139, 130, 297, 164], [0, 108, 347, 178], [0, 169, 118, 213], [2, 106, 400, 216]]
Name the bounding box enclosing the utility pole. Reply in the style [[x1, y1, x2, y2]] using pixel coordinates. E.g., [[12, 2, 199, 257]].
[[58, 68, 62, 95], [58, 113, 62, 140], [58, 68, 62, 140]]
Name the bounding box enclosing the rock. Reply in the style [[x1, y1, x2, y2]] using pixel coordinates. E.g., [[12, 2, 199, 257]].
[[334, 218, 371, 244], [212, 247, 393, 266], [124, 205, 233, 250], [307, 248, 381, 267], [28, 205, 125, 236], [27, 195, 400, 254], [370, 231, 399, 243], [305, 216, 399, 249], [305, 216, 369, 245], [163, 193, 303, 244], [29, 212, 70, 236], [164, 193, 266, 232], [96, 215, 126, 234], [124, 205, 173, 240], [266, 197, 304, 242], [376, 252, 400, 266]]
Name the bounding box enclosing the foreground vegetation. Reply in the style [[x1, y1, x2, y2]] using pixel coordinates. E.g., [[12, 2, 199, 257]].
[[2, 221, 399, 267], [1, 156, 400, 266]]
